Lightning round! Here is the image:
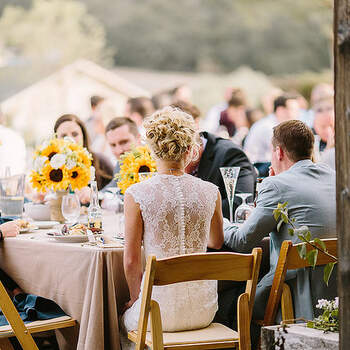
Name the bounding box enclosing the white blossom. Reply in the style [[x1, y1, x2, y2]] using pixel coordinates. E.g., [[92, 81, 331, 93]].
[[34, 156, 48, 172], [50, 153, 66, 169], [63, 136, 76, 144], [66, 157, 77, 170]]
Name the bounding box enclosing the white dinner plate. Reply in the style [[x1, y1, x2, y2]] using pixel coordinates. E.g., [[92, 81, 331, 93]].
[[46, 234, 88, 243], [34, 221, 60, 229], [19, 225, 38, 233]]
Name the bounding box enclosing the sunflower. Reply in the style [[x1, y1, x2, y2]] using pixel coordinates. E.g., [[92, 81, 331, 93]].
[[30, 171, 48, 193], [38, 139, 62, 160], [42, 163, 69, 191], [68, 166, 91, 190], [76, 149, 92, 168], [116, 145, 157, 194]]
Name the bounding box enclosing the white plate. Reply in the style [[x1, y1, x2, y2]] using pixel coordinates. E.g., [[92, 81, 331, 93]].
[[47, 234, 88, 243], [19, 225, 38, 233], [34, 221, 60, 229]]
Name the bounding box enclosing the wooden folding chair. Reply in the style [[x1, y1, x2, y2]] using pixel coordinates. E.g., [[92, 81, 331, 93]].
[[128, 248, 262, 350], [0, 280, 76, 350], [263, 238, 337, 326]]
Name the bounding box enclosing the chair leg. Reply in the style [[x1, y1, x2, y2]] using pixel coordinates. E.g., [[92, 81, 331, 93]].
[[237, 293, 251, 350], [150, 300, 164, 350], [0, 339, 15, 350]]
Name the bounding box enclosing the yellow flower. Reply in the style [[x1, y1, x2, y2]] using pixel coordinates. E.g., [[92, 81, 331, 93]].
[[42, 164, 69, 191], [116, 145, 157, 194], [77, 149, 92, 168], [30, 171, 47, 193], [68, 166, 91, 191]]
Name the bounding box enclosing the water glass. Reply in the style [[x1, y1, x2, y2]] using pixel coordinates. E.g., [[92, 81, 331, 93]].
[[61, 193, 81, 224], [0, 174, 25, 217], [234, 193, 254, 223]]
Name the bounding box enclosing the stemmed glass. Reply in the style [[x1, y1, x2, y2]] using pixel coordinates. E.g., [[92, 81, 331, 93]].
[[61, 193, 81, 225], [220, 167, 240, 223], [234, 193, 253, 223]]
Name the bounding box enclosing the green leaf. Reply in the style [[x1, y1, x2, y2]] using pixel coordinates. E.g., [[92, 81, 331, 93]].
[[277, 203, 283, 209], [277, 219, 284, 232], [281, 213, 289, 224], [297, 243, 307, 259], [298, 234, 306, 242], [306, 249, 318, 268], [305, 231, 312, 241], [288, 228, 294, 236], [291, 218, 296, 223], [282, 202, 289, 208], [324, 262, 335, 286], [273, 209, 281, 222], [307, 321, 315, 328], [314, 238, 327, 252]]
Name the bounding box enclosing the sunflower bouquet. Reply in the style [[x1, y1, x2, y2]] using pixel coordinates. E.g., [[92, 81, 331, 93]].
[[115, 145, 157, 194], [30, 136, 93, 192]]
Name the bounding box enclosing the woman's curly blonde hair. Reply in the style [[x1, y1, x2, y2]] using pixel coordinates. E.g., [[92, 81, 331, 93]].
[[143, 106, 198, 161]]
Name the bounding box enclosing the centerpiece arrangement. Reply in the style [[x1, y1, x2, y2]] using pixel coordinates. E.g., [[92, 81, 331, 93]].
[[30, 136, 93, 221], [115, 145, 157, 194]]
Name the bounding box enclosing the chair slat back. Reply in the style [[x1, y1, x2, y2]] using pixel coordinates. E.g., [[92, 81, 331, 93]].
[[0, 280, 39, 350], [263, 238, 337, 326], [153, 252, 256, 285], [135, 249, 262, 350], [286, 238, 337, 270]]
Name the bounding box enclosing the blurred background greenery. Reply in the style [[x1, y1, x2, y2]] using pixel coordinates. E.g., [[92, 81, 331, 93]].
[[0, 0, 333, 124]]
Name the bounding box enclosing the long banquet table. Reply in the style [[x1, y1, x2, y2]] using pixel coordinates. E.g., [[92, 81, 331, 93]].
[[0, 212, 129, 350]]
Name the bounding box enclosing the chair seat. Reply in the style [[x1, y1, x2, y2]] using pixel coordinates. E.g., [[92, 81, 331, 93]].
[[0, 316, 75, 338], [129, 322, 239, 348]]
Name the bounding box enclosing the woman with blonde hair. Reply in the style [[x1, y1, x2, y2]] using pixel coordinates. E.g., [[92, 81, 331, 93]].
[[120, 106, 224, 348]]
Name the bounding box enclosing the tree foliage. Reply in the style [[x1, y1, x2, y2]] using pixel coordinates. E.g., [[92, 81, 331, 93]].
[[84, 0, 332, 74], [0, 0, 113, 66]]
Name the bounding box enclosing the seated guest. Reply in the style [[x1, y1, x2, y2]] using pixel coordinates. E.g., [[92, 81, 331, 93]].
[[312, 96, 335, 169], [102, 117, 141, 192], [54, 114, 114, 202], [125, 97, 154, 137], [223, 120, 336, 346], [219, 88, 247, 139], [185, 131, 256, 220], [120, 107, 223, 349], [244, 94, 300, 164]]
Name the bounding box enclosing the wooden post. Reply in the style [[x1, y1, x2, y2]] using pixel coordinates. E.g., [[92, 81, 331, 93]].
[[334, 0, 350, 348]]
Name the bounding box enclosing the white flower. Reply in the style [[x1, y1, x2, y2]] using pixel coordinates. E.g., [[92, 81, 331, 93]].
[[316, 299, 329, 309], [90, 166, 96, 182], [334, 297, 339, 309], [66, 157, 77, 170], [50, 153, 66, 169], [34, 156, 48, 172], [63, 136, 76, 144]]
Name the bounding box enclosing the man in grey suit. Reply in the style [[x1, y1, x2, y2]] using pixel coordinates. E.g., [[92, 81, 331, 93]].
[[222, 120, 336, 345]]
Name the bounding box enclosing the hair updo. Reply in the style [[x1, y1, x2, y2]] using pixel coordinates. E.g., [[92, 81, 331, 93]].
[[143, 106, 197, 161]]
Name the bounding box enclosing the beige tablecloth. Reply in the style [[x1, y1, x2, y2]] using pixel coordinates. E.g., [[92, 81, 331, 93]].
[[0, 229, 130, 350]]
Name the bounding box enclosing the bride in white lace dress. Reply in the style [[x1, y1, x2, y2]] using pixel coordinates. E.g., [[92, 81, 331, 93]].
[[120, 107, 224, 348]]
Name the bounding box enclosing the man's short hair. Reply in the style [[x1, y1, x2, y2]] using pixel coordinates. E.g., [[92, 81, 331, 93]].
[[105, 117, 139, 137], [127, 97, 154, 119], [273, 94, 297, 112], [90, 95, 104, 108], [171, 101, 201, 120], [272, 120, 314, 162]]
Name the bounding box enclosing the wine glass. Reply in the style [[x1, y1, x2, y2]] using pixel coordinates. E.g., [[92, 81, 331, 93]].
[[61, 193, 81, 225], [234, 193, 254, 223], [220, 167, 240, 223], [138, 172, 157, 182]]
